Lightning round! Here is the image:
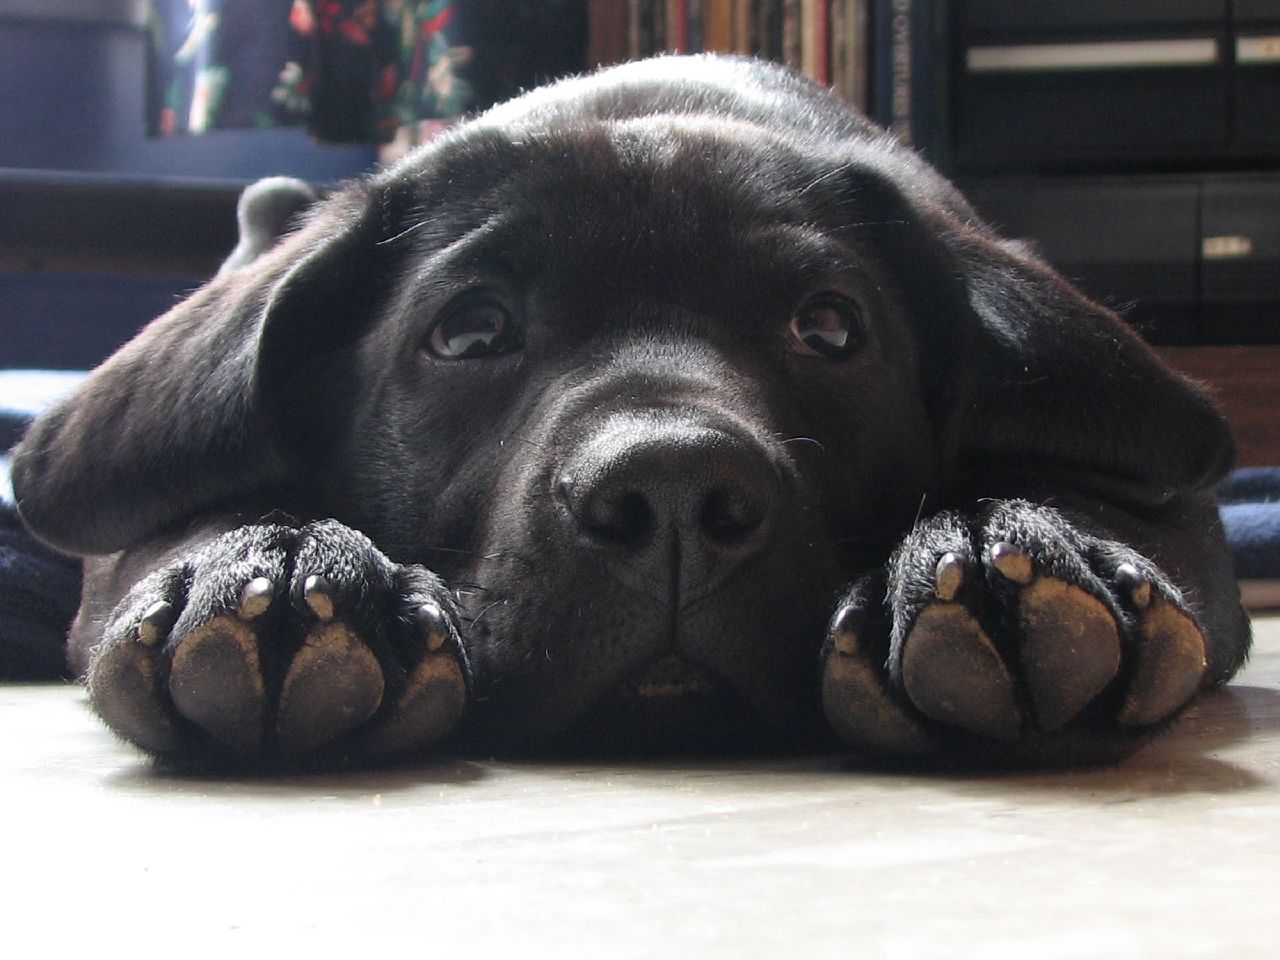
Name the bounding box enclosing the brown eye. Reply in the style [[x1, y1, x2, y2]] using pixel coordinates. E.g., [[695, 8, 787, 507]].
[[427, 297, 523, 359], [788, 294, 865, 359]]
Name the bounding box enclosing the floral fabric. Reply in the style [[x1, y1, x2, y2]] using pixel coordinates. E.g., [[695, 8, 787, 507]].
[[148, 1, 585, 147]]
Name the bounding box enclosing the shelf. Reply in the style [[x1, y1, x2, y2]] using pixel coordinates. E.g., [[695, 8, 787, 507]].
[[0, 169, 242, 276]]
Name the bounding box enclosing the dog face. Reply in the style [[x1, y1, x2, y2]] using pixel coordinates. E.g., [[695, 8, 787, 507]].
[[324, 117, 944, 748], [13, 57, 1237, 756]]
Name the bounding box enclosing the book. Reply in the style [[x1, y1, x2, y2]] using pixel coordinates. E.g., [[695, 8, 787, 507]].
[[871, 0, 949, 165], [587, 0, 884, 127], [703, 0, 734, 52]]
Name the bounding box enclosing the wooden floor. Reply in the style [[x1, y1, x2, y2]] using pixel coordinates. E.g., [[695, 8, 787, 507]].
[[4, 617, 1278, 956]]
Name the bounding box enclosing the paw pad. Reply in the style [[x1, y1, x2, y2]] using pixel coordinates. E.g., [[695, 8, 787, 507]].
[[87, 523, 467, 761], [821, 503, 1212, 762]]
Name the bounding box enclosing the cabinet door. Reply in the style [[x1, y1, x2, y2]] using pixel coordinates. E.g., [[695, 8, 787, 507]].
[[1233, 1, 1280, 150], [955, 0, 1231, 170], [1201, 181, 1280, 344]]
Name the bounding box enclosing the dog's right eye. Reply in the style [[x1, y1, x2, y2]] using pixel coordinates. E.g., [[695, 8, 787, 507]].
[[426, 297, 523, 360], [788, 293, 865, 360]]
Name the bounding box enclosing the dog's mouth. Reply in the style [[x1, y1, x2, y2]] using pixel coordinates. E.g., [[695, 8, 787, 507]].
[[630, 654, 717, 700], [539, 652, 804, 757]]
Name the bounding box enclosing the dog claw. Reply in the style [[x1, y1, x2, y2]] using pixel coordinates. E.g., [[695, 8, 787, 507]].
[[300, 574, 336, 622], [415, 602, 449, 652], [934, 552, 966, 601], [136, 600, 176, 647], [831, 605, 860, 656], [989, 542, 1034, 585], [1114, 563, 1152, 610], [238, 577, 275, 620]]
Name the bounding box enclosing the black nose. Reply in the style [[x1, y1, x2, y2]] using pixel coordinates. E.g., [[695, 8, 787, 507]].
[[557, 414, 778, 592]]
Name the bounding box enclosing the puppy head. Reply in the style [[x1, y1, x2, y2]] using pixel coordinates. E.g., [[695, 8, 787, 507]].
[[14, 57, 1233, 753], [325, 112, 948, 749]]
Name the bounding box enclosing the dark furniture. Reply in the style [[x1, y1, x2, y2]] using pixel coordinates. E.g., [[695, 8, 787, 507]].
[[949, 0, 1279, 465]]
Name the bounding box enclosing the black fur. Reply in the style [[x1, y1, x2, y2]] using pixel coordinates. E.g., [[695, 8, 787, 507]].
[[12, 56, 1250, 765]]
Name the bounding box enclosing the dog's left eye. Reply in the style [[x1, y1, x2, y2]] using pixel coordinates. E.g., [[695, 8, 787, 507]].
[[788, 294, 865, 360], [427, 298, 523, 360]]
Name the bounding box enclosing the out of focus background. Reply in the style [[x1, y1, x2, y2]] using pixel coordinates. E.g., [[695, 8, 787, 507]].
[[2, 1, 1278, 454]]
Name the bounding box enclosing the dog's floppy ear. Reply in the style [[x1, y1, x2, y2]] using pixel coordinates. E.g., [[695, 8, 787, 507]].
[[854, 155, 1234, 506], [12, 183, 384, 556]]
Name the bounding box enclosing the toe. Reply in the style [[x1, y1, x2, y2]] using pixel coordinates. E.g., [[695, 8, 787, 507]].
[[358, 653, 466, 758], [985, 540, 1123, 731], [822, 605, 937, 756], [167, 614, 266, 755], [276, 622, 385, 755], [1120, 600, 1207, 727], [1014, 577, 1122, 731], [901, 602, 1023, 741], [89, 639, 187, 754]]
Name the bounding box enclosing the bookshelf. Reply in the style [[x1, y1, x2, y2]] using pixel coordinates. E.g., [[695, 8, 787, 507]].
[[589, 2, 872, 122]]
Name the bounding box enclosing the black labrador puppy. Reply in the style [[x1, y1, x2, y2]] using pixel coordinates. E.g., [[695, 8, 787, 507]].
[[13, 56, 1251, 765]]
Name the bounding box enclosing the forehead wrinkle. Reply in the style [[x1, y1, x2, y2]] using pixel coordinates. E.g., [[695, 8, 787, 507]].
[[399, 210, 523, 311], [516, 124, 814, 260], [392, 115, 867, 312]]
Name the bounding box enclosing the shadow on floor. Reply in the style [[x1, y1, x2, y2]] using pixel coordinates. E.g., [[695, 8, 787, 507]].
[[101, 682, 1278, 802]]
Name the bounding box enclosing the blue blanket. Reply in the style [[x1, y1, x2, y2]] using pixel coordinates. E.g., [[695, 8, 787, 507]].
[[1218, 468, 1280, 581], [1, 370, 86, 678], [3, 370, 1278, 679]]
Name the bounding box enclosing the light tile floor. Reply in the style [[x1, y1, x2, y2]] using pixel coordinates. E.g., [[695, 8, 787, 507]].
[[4, 616, 1278, 957]]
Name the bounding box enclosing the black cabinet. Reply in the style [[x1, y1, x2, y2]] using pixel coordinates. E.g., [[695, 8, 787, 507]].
[[963, 175, 1280, 345], [951, 1, 1280, 345], [954, 0, 1276, 171]]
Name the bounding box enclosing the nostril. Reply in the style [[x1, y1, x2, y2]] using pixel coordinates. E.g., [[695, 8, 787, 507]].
[[701, 486, 769, 546], [561, 472, 654, 547], [587, 489, 653, 545]]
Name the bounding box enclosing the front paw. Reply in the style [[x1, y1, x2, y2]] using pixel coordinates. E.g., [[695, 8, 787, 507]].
[[87, 521, 467, 761], [821, 501, 1208, 764]]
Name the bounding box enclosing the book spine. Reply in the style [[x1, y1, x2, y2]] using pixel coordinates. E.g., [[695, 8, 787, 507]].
[[704, 0, 734, 53], [628, 0, 646, 60], [666, 0, 686, 52], [783, 0, 801, 68], [929, 0, 951, 170], [802, 0, 830, 86], [733, 1, 752, 55], [848, 0, 869, 112], [872, 0, 937, 154], [688, 0, 704, 53], [588, 0, 630, 67]]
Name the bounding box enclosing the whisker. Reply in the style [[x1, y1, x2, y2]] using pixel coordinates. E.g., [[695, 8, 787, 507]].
[[422, 544, 534, 566], [778, 435, 827, 453], [464, 600, 506, 628], [912, 492, 928, 528], [376, 219, 430, 246], [798, 164, 850, 197], [501, 432, 548, 452]]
